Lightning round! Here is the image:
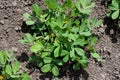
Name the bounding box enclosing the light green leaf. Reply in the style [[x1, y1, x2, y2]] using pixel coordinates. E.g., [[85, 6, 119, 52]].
[[69, 33, 79, 41], [54, 46, 60, 57], [80, 31, 92, 36], [70, 48, 75, 58], [112, 0, 119, 8], [12, 61, 20, 74], [44, 0, 59, 10], [52, 65, 59, 76], [75, 48, 85, 56], [19, 33, 35, 44], [109, 4, 118, 10], [63, 55, 69, 63], [26, 21, 35, 25], [43, 57, 52, 63], [32, 4, 42, 16], [56, 15, 64, 28], [60, 50, 69, 57], [91, 53, 101, 59], [23, 13, 31, 20], [30, 41, 43, 53], [41, 64, 51, 72], [0, 52, 6, 64], [94, 19, 102, 27], [112, 10, 119, 19], [5, 65, 12, 75], [21, 73, 31, 80], [41, 52, 49, 58]]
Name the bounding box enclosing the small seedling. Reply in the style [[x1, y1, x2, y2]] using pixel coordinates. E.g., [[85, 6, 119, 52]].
[[107, 0, 120, 19], [0, 50, 31, 80]]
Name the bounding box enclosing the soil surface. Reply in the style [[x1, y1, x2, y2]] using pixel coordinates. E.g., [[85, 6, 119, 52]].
[[0, 0, 120, 80]]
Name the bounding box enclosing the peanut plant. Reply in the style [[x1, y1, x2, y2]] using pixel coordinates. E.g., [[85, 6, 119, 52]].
[[20, 0, 103, 76]]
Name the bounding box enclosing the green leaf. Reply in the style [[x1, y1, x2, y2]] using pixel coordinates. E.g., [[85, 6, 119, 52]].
[[73, 38, 87, 46], [30, 41, 43, 53], [26, 21, 35, 25], [109, 4, 118, 10], [70, 48, 75, 58], [73, 63, 80, 70], [23, 13, 31, 20], [94, 19, 102, 27], [63, 55, 69, 63], [21, 73, 31, 80], [0, 52, 6, 65], [54, 59, 63, 66], [69, 33, 79, 41], [112, 10, 119, 19], [60, 50, 69, 57], [56, 15, 64, 28], [43, 57, 52, 63], [41, 64, 51, 72], [54, 46, 60, 57], [19, 33, 35, 44], [80, 56, 88, 68], [52, 65, 59, 76], [32, 4, 42, 16], [112, 0, 119, 8], [41, 52, 49, 58], [91, 52, 101, 59], [12, 61, 20, 74], [5, 65, 12, 75], [87, 37, 98, 50], [80, 31, 92, 36], [44, 0, 59, 10], [75, 48, 85, 56]]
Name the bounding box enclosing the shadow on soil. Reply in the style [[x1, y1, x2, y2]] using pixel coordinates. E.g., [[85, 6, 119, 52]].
[[104, 17, 120, 43], [39, 63, 89, 80], [16, 52, 29, 62]]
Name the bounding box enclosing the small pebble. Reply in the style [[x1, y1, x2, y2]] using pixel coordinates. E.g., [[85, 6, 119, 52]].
[[15, 26, 21, 31], [12, 1, 17, 6], [11, 47, 17, 52], [0, 20, 4, 25]]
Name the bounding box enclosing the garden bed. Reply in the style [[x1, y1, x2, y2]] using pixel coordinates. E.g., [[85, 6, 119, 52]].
[[0, 0, 120, 80]]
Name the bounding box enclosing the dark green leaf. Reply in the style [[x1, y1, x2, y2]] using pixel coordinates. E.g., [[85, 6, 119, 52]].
[[73, 63, 80, 70]]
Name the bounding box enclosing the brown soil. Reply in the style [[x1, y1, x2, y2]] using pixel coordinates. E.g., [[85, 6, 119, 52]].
[[0, 0, 120, 80]]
